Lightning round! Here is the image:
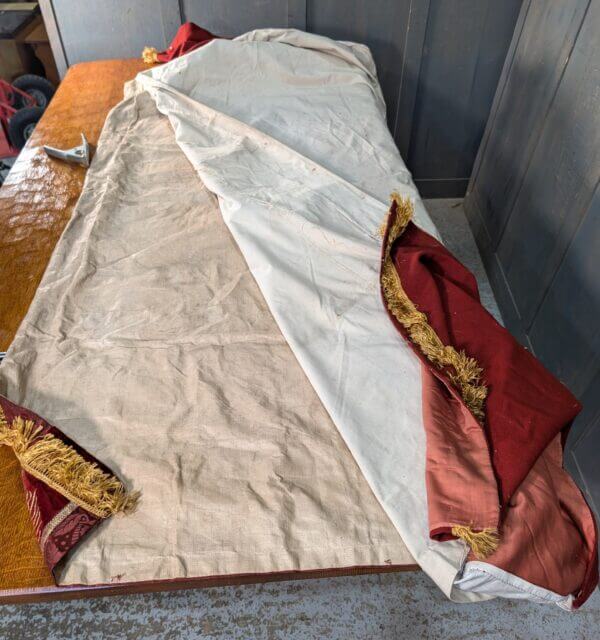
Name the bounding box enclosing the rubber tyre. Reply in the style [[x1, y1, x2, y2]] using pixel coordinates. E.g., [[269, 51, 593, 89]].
[[12, 74, 55, 109], [8, 106, 44, 149]]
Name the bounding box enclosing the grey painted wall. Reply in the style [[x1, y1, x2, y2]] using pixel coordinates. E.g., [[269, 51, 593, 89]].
[[39, 0, 521, 198], [464, 0, 600, 515]]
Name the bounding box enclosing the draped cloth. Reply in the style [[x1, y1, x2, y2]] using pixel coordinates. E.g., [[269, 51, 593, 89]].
[[0, 90, 413, 589], [381, 197, 598, 608], [142, 22, 219, 64], [0, 25, 596, 606], [131, 26, 598, 606]]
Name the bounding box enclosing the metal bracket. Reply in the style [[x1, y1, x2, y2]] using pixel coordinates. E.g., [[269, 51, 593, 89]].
[[43, 133, 90, 167]]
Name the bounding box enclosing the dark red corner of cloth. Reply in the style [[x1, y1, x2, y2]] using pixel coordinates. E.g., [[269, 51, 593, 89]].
[[391, 217, 582, 506], [155, 22, 220, 63], [0, 395, 103, 576]]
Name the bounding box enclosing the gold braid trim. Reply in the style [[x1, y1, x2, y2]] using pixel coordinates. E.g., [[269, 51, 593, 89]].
[[381, 193, 497, 558], [142, 46, 159, 64], [0, 405, 139, 519], [381, 193, 487, 421]]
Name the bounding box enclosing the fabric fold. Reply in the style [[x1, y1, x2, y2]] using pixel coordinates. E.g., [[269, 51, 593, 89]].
[[130, 26, 598, 606], [0, 87, 414, 589], [380, 195, 598, 607], [0, 394, 138, 579], [2, 23, 594, 606]]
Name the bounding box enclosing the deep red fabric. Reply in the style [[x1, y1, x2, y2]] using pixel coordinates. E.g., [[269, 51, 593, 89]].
[[155, 22, 220, 63], [380, 199, 598, 606], [392, 218, 582, 507], [1, 395, 105, 577]]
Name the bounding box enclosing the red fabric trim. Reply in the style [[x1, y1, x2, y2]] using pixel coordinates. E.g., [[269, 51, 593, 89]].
[[392, 217, 581, 506], [429, 527, 455, 542], [1, 395, 110, 579], [155, 22, 220, 63]]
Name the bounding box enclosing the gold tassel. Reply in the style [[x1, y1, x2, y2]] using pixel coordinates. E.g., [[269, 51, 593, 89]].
[[451, 525, 499, 559], [380, 193, 488, 423], [142, 46, 159, 64], [0, 406, 139, 519]]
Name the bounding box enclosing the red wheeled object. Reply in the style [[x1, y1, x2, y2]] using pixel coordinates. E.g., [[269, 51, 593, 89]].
[[0, 74, 55, 158]]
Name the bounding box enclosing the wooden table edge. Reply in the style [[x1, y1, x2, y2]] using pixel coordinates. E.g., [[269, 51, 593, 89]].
[[0, 563, 420, 604]]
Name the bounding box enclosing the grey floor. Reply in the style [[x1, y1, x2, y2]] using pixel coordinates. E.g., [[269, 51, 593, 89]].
[[1, 200, 598, 639]]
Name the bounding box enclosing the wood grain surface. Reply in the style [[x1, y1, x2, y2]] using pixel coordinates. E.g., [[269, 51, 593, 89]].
[[0, 57, 149, 594], [0, 57, 417, 601], [0, 58, 149, 352]]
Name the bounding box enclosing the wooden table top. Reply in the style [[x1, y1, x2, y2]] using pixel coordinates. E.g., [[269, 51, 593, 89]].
[[0, 58, 418, 602], [0, 58, 150, 599], [0, 58, 149, 352]]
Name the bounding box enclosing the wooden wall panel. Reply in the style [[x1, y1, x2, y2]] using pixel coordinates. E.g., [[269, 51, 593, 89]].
[[306, 0, 412, 130], [309, 0, 521, 197], [181, 0, 292, 35], [42, 0, 521, 199], [498, 0, 600, 328], [567, 371, 600, 517], [464, 0, 600, 508], [51, 0, 170, 63], [469, 1, 590, 243], [529, 186, 599, 398], [407, 0, 522, 197]]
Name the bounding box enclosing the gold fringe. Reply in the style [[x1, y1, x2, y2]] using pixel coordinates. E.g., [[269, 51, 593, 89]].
[[451, 525, 499, 559], [0, 405, 139, 519], [378, 213, 389, 238], [142, 46, 159, 64], [380, 194, 496, 558], [380, 193, 488, 423]]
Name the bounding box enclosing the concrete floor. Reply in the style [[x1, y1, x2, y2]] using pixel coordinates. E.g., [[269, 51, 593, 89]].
[[2, 572, 600, 640], [1, 200, 598, 639], [423, 199, 502, 323]]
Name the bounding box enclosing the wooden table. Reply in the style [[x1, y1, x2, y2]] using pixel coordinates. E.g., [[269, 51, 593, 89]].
[[0, 58, 148, 352], [0, 58, 149, 602], [0, 59, 417, 603]]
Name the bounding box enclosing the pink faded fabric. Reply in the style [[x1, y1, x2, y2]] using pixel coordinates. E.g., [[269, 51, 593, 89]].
[[421, 368, 499, 540], [421, 372, 597, 604], [483, 434, 598, 602]]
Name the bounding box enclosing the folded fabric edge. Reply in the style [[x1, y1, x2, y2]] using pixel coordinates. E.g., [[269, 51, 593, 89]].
[[141, 22, 220, 65], [380, 194, 499, 560], [379, 193, 597, 607], [381, 194, 488, 425], [0, 402, 139, 519], [454, 561, 575, 609], [0, 395, 139, 580]]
